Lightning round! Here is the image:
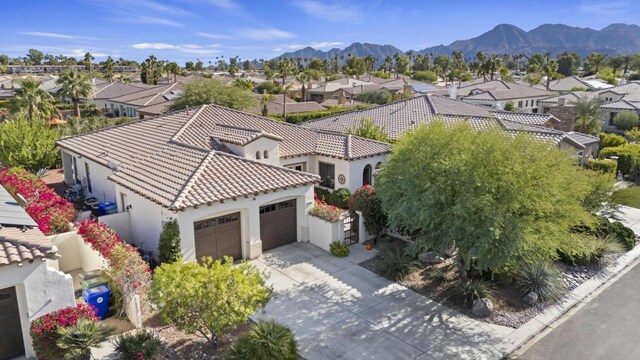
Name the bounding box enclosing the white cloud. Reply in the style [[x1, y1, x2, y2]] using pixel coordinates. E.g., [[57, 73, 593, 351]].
[[205, 0, 239, 9], [579, 0, 635, 15], [236, 28, 295, 40], [20, 31, 77, 39], [275, 41, 343, 52], [196, 32, 234, 39], [130, 43, 220, 55], [135, 0, 191, 15], [135, 15, 183, 27], [293, 0, 361, 22], [64, 49, 109, 58]]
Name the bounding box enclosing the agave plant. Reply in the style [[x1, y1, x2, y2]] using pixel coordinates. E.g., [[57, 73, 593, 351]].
[[516, 262, 564, 303], [56, 319, 114, 360]]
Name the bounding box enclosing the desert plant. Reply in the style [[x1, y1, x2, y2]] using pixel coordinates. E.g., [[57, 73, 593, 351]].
[[113, 329, 162, 360], [379, 243, 417, 281], [516, 263, 564, 303], [158, 218, 182, 264], [226, 320, 298, 360], [329, 241, 350, 257], [56, 319, 114, 360], [428, 268, 447, 284], [452, 279, 490, 306]]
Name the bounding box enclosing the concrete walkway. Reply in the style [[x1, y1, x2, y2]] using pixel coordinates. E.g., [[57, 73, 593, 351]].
[[251, 243, 513, 360]]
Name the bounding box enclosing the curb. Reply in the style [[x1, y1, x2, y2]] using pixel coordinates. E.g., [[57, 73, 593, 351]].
[[495, 242, 640, 357]]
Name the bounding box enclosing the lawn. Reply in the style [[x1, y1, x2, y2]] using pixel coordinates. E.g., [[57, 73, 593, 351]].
[[612, 186, 640, 208]]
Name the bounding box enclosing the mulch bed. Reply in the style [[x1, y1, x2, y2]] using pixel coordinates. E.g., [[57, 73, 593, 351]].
[[360, 237, 610, 329]]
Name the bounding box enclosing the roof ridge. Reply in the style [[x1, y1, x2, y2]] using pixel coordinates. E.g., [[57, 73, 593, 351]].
[[346, 134, 352, 159], [170, 151, 217, 210], [171, 105, 207, 142], [303, 95, 423, 125]]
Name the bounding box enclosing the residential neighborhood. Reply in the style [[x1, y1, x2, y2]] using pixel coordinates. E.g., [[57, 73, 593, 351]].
[[3, 1, 640, 360]]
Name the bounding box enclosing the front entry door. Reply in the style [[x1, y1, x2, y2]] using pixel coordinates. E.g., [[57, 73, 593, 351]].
[[0, 287, 25, 360]]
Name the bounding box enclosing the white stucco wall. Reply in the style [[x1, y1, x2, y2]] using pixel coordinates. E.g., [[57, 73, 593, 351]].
[[308, 215, 343, 251], [242, 137, 281, 166], [177, 185, 314, 261], [0, 261, 75, 358], [61, 149, 118, 203]]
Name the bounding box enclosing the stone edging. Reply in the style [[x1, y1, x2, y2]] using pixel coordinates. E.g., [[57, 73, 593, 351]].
[[495, 244, 640, 356]]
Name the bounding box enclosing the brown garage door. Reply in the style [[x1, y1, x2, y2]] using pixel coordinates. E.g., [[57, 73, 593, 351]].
[[0, 287, 24, 360], [260, 199, 297, 251], [194, 212, 241, 262]]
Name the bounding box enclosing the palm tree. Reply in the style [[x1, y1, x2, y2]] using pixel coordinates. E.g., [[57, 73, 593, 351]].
[[56, 319, 114, 360], [260, 90, 275, 116], [9, 78, 57, 122], [84, 52, 95, 79], [574, 96, 604, 134], [165, 62, 180, 83], [296, 72, 311, 101], [57, 69, 93, 118], [103, 56, 116, 83], [281, 81, 297, 122]]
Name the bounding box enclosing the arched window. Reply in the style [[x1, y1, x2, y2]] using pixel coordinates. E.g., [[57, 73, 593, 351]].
[[375, 162, 383, 170], [256, 151, 261, 160], [363, 165, 372, 186], [263, 150, 269, 159]]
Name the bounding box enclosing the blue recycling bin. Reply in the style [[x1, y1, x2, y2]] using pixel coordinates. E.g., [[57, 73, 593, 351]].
[[97, 202, 116, 216], [82, 285, 110, 320]]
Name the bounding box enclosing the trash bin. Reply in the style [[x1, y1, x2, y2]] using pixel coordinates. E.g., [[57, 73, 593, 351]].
[[97, 202, 115, 216], [82, 285, 110, 320]]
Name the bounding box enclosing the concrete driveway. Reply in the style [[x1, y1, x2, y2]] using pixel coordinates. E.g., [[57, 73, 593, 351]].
[[251, 243, 513, 360]]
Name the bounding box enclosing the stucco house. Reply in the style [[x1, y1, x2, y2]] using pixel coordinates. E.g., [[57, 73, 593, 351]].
[[56, 105, 390, 262], [438, 80, 555, 112], [0, 185, 75, 359]]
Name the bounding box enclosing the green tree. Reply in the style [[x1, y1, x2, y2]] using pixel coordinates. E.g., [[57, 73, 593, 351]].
[[277, 57, 296, 86], [412, 71, 437, 83], [260, 91, 275, 116], [542, 59, 562, 90], [613, 111, 640, 131], [84, 52, 95, 79], [56, 319, 114, 360], [355, 89, 393, 105], [170, 79, 256, 111], [0, 117, 59, 172], [574, 96, 604, 134], [26, 48, 44, 65], [376, 121, 610, 273], [150, 257, 271, 347], [9, 78, 57, 122], [584, 52, 607, 75], [347, 118, 390, 142], [102, 56, 116, 83], [557, 52, 580, 77], [165, 62, 180, 83], [158, 219, 182, 264], [141, 55, 162, 85], [57, 69, 93, 118]]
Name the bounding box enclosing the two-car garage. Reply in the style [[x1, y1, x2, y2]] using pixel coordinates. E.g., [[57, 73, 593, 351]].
[[193, 199, 298, 262]]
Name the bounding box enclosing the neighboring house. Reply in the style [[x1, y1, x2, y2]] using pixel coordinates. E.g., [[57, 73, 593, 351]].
[[0, 185, 75, 359], [532, 76, 596, 92], [307, 78, 377, 102], [440, 80, 555, 112], [303, 94, 598, 164], [105, 82, 183, 118], [137, 100, 175, 118], [251, 100, 326, 117], [601, 101, 640, 129], [6, 65, 137, 74], [56, 105, 390, 262]]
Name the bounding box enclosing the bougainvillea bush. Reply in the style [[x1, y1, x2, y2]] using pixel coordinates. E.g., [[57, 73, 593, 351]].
[[78, 220, 152, 318], [29, 304, 97, 359], [308, 196, 344, 223], [0, 167, 76, 235], [349, 185, 388, 238]]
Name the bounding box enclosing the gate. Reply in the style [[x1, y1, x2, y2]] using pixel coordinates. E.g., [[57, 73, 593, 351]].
[[343, 212, 359, 245]]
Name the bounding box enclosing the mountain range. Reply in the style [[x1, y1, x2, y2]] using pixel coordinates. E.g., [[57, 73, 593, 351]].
[[278, 23, 640, 62]]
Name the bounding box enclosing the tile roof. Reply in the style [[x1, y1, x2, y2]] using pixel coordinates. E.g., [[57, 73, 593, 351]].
[[92, 82, 151, 100], [208, 124, 284, 145], [58, 105, 389, 210], [109, 83, 182, 107], [0, 227, 57, 267], [532, 76, 595, 92], [458, 80, 554, 100], [598, 82, 640, 101], [600, 100, 640, 111], [538, 92, 599, 105], [137, 101, 174, 116], [250, 101, 326, 115]]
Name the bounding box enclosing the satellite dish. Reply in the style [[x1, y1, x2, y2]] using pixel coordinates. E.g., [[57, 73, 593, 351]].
[[107, 161, 119, 171]]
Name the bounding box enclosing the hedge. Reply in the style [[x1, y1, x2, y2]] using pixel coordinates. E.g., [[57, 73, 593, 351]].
[[587, 159, 617, 176], [271, 105, 370, 124], [599, 143, 640, 177]]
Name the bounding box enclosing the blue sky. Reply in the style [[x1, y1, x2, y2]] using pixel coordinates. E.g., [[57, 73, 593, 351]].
[[2, 0, 638, 64]]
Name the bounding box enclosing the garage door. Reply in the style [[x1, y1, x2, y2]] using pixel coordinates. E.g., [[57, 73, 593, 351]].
[[194, 212, 241, 262], [0, 287, 24, 360], [260, 199, 297, 251]]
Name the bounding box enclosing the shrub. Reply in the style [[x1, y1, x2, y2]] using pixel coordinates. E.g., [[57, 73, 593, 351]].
[[308, 200, 343, 223], [0, 117, 60, 173], [314, 187, 331, 203], [504, 101, 515, 112], [428, 268, 447, 284], [270, 105, 369, 124], [404, 240, 428, 259], [587, 159, 617, 176], [56, 319, 114, 360], [559, 233, 623, 267], [255, 81, 283, 95], [226, 320, 298, 360], [452, 279, 490, 306], [625, 127, 640, 142], [347, 118, 390, 142], [412, 71, 437, 83], [330, 188, 351, 209], [349, 185, 388, 238], [596, 219, 636, 251], [113, 329, 162, 360], [329, 241, 350, 257], [599, 143, 640, 177], [30, 304, 98, 359], [379, 243, 417, 281], [599, 133, 627, 149], [355, 89, 393, 105], [150, 256, 271, 347], [613, 111, 640, 131], [158, 218, 181, 264], [516, 263, 564, 303], [372, 70, 390, 79]]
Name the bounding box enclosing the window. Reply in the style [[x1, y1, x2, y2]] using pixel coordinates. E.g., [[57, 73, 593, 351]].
[[525, 100, 529, 107], [285, 162, 306, 172], [363, 165, 372, 186], [256, 151, 261, 159], [263, 150, 269, 159], [85, 163, 92, 193], [319, 162, 335, 189], [518, 101, 523, 108], [120, 193, 127, 212]]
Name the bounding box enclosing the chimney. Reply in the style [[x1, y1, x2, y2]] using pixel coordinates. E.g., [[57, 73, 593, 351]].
[[403, 84, 412, 95], [338, 90, 346, 105], [448, 84, 457, 99], [557, 97, 566, 106]]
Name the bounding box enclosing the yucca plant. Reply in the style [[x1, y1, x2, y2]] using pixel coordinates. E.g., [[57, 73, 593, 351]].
[[516, 262, 564, 303], [113, 329, 162, 360], [379, 243, 418, 281], [226, 320, 298, 360], [56, 319, 114, 360], [452, 279, 490, 306]]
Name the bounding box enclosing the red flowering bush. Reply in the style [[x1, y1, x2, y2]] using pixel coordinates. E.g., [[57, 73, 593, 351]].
[[29, 304, 97, 359], [1, 167, 76, 235], [308, 199, 344, 223], [79, 220, 152, 318], [349, 185, 388, 238]]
